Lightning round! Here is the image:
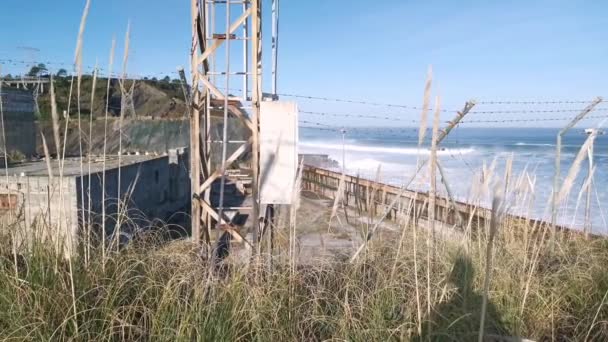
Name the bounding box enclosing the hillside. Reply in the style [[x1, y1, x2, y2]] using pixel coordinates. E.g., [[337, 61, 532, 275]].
[[37, 75, 188, 119], [36, 116, 251, 168]]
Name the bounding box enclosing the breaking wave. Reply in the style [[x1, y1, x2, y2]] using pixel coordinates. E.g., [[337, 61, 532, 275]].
[[299, 141, 475, 156], [514, 142, 554, 147]]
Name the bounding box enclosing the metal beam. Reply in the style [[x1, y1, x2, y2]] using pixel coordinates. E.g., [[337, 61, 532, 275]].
[[551, 96, 602, 245], [198, 7, 252, 66], [251, 0, 262, 255], [190, 0, 264, 258], [199, 138, 253, 193], [190, 0, 203, 245], [436, 100, 476, 144]]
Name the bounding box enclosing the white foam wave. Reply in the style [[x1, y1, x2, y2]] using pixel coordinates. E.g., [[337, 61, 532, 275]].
[[300, 141, 475, 156], [515, 142, 554, 147], [346, 158, 416, 172]]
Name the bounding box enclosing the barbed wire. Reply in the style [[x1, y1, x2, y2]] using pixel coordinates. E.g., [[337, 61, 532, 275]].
[[4, 94, 608, 127], [2, 58, 606, 116], [299, 120, 420, 137], [281, 92, 455, 112], [470, 108, 608, 115], [300, 125, 421, 141], [301, 110, 419, 123], [4, 89, 606, 126], [4, 58, 603, 106], [302, 108, 608, 122], [299, 125, 336, 132], [458, 114, 608, 124], [300, 115, 608, 135], [478, 100, 591, 105], [283, 93, 601, 109]]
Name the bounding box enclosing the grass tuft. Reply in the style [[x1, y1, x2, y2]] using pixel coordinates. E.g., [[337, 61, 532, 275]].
[[1, 215, 607, 341]]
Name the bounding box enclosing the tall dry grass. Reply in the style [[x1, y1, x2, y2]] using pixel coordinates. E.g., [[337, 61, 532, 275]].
[[101, 38, 117, 270], [1, 207, 607, 341], [115, 23, 132, 252]]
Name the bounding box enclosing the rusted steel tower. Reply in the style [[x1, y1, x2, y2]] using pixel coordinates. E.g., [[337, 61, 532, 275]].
[[190, 0, 272, 253]]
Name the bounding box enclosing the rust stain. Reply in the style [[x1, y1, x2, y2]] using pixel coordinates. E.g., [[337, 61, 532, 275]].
[[0, 193, 18, 210]]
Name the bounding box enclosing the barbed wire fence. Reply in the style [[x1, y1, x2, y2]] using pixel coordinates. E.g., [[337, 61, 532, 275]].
[[7, 59, 608, 128], [2, 58, 607, 231]]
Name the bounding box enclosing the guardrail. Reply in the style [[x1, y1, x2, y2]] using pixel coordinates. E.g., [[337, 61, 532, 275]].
[[301, 165, 588, 239]]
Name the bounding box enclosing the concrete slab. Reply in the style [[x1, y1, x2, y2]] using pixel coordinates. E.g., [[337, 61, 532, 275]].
[[4, 155, 161, 177]]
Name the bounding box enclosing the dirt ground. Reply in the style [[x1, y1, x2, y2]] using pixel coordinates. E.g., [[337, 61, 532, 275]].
[[229, 189, 465, 264], [292, 191, 362, 263]]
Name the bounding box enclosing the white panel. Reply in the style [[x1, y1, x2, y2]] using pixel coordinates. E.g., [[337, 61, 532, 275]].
[[260, 101, 298, 205]]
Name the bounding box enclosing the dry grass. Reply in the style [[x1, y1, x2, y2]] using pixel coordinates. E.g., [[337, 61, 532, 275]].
[[1, 212, 607, 341], [101, 37, 117, 270]]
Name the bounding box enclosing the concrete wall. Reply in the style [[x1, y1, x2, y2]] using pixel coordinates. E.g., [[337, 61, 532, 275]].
[[79, 151, 190, 243], [0, 151, 190, 257], [0, 88, 37, 157], [0, 175, 79, 258]]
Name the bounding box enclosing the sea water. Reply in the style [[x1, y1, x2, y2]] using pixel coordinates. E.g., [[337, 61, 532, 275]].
[[300, 127, 608, 234]]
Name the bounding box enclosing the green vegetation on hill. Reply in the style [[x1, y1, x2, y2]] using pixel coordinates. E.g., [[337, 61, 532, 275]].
[[36, 74, 188, 120]]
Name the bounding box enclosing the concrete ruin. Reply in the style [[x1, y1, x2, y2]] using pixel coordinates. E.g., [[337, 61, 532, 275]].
[[0, 88, 37, 158], [0, 150, 190, 256]]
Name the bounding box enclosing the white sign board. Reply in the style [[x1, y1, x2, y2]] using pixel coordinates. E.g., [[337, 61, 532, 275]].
[[260, 101, 299, 205]]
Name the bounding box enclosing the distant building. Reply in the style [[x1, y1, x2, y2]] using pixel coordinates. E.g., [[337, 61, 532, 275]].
[[0, 88, 37, 159], [0, 150, 190, 257]]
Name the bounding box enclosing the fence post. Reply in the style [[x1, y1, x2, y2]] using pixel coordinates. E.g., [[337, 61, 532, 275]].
[[551, 97, 602, 247]]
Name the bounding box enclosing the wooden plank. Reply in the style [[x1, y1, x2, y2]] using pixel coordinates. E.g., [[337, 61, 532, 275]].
[[199, 198, 227, 224], [199, 73, 241, 103], [199, 138, 253, 193], [251, 0, 261, 254], [198, 7, 253, 66], [198, 199, 252, 247], [199, 76, 240, 101], [190, 0, 202, 245], [228, 104, 254, 132]]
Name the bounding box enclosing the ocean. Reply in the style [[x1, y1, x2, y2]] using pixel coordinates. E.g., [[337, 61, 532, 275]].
[[299, 127, 608, 234]]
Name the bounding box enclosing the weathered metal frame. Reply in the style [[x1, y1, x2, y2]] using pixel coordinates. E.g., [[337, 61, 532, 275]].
[[190, 0, 262, 251]]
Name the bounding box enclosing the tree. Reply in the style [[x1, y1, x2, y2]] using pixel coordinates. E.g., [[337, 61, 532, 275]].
[[172, 78, 181, 84], [151, 77, 158, 82], [56, 69, 68, 78], [162, 76, 171, 83], [27, 63, 48, 77]]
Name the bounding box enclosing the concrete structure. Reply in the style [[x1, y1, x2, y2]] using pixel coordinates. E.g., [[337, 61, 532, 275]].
[[301, 165, 593, 240], [0, 88, 37, 158], [0, 150, 190, 256], [1, 77, 49, 93]]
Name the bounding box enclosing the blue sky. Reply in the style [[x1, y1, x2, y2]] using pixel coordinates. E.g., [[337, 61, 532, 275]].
[[1, 0, 608, 126]]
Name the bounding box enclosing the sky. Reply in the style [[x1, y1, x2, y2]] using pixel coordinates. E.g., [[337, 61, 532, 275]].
[[1, 0, 608, 127]]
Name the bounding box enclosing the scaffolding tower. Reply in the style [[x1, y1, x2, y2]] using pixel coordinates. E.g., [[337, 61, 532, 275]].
[[190, 0, 280, 255]]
